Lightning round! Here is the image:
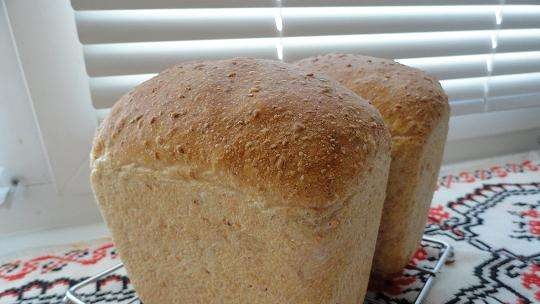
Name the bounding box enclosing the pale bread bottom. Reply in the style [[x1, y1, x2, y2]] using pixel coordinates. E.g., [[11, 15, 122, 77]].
[[92, 153, 388, 303], [372, 119, 448, 279]]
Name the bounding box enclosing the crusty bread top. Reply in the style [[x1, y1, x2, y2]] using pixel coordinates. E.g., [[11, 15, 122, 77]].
[[91, 58, 390, 208], [295, 54, 450, 139]]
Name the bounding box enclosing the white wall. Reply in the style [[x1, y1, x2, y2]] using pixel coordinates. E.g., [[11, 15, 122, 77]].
[[5, 0, 98, 194], [0, 2, 50, 185], [0, 1, 102, 237]]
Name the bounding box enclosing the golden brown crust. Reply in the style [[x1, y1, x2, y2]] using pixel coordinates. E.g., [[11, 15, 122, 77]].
[[91, 58, 390, 209], [294, 54, 449, 139], [295, 53, 450, 278]]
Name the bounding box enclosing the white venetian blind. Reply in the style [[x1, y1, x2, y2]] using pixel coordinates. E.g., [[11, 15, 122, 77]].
[[70, 0, 540, 117]]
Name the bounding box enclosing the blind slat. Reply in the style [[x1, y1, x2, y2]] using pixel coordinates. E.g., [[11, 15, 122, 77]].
[[72, 0, 275, 10], [505, 1, 540, 5], [397, 54, 487, 80], [73, 0, 507, 10], [282, 6, 496, 37], [440, 77, 486, 102], [76, 9, 277, 44], [283, 0, 499, 6], [497, 29, 540, 53], [449, 99, 485, 116], [488, 72, 540, 97], [502, 6, 540, 29], [441, 77, 487, 116], [90, 74, 155, 108], [74, 7, 540, 45], [487, 93, 540, 112], [282, 31, 493, 62], [492, 51, 540, 76], [84, 38, 279, 76]]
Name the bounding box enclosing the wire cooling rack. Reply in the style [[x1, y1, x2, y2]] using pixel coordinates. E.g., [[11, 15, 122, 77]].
[[64, 237, 453, 304]]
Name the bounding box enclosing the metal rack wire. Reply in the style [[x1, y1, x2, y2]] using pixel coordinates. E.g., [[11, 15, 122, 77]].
[[64, 237, 453, 304], [365, 237, 454, 304]]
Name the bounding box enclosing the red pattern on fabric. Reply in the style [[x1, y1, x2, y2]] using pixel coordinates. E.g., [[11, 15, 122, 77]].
[[428, 201, 464, 237], [0, 276, 129, 301], [437, 160, 539, 189], [428, 205, 450, 225], [521, 209, 539, 218], [0, 242, 115, 282], [427, 205, 466, 237], [491, 166, 509, 178], [380, 246, 429, 295], [0, 289, 18, 298], [410, 247, 428, 267], [97, 274, 130, 289], [385, 276, 418, 296], [47, 278, 71, 289], [521, 264, 540, 300], [523, 160, 539, 171], [520, 209, 540, 235], [459, 172, 476, 183], [529, 221, 540, 235]]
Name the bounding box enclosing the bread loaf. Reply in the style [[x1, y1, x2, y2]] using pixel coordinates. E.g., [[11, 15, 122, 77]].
[[90, 58, 391, 303], [295, 54, 450, 279]]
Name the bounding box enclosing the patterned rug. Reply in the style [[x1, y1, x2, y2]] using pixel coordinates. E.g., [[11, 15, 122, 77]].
[[1, 151, 539, 304]]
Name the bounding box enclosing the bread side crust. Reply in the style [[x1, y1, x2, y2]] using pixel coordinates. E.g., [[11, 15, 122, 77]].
[[372, 118, 448, 278], [91, 145, 389, 303]]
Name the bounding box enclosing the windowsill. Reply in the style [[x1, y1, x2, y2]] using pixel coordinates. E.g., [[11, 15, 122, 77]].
[[0, 221, 108, 258]]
